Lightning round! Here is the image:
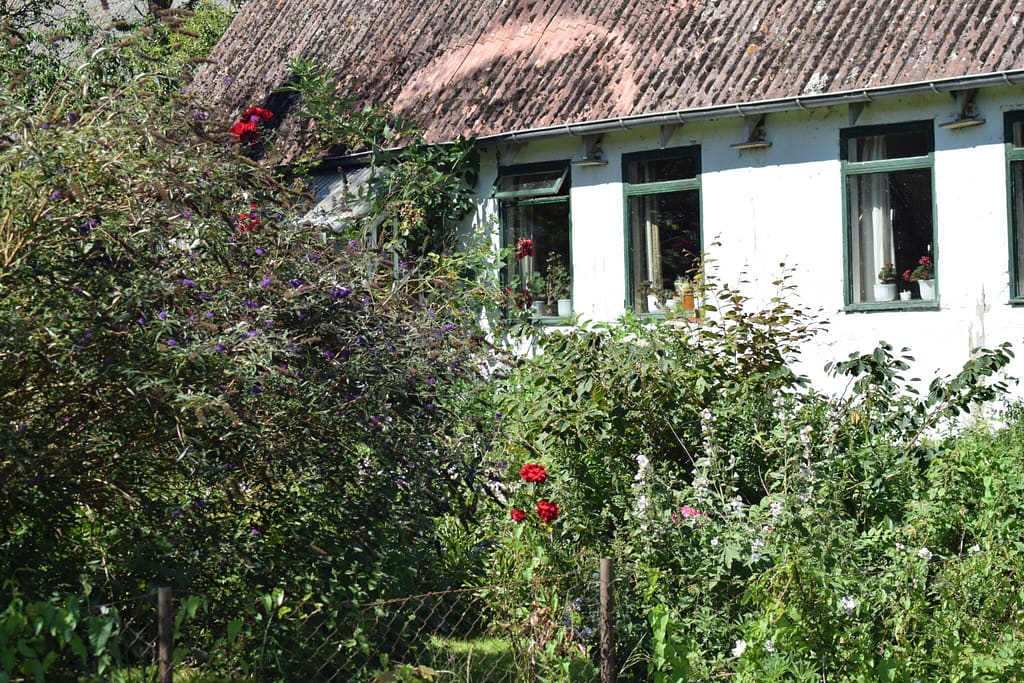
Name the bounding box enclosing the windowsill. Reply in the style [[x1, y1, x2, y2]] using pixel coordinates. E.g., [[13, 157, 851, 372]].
[[1009, 298, 1024, 306], [844, 299, 939, 313], [530, 315, 573, 325], [637, 309, 701, 319]]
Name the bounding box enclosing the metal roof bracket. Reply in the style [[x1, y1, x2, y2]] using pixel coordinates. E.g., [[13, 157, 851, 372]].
[[848, 102, 866, 126], [659, 123, 680, 148], [939, 89, 985, 130], [498, 142, 526, 166], [572, 134, 608, 167], [730, 114, 771, 150]]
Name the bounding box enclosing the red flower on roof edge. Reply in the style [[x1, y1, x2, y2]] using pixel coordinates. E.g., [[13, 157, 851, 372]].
[[229, 106, 273, 143], [242, 107, 273, 123]]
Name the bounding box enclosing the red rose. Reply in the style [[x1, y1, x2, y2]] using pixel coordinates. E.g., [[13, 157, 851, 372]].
[[510, 508, 526, 523], [536, 499, 559, 523], [519, 463, 548, 483]]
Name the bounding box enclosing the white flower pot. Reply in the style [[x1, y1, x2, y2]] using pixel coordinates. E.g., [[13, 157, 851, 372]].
[[646, 294, 660, 313], [557, 299, 572, 317], [873, 283, 897, 302], [918, 278, 936, 300], [899, 290, 912, 301]]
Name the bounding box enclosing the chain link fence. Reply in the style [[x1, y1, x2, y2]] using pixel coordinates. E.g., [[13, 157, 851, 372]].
[[5, 560, 618, 681], [268, 565, 606, 682]]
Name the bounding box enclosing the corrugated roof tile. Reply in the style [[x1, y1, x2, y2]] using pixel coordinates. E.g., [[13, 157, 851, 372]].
[[192, 0, 1024, 157]]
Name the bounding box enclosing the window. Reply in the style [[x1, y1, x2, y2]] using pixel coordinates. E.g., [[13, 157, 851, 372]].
[[1007, 112, 1024, 300], [493, 162, 571, 316], [842, 122, 936, 306], [624, 147, 701, 313]]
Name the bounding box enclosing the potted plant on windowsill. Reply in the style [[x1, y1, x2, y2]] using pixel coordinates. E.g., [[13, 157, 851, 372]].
[[903, 255, 935, 299], [528, 272, 550, 316], [545, 252, 571, 318], [874, 263, 897, 301], [639, 280, 660, 313]]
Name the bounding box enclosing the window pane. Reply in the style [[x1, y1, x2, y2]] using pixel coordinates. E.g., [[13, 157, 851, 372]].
[[628, 153, 699, 184], [1012, 160, 1024, 295], [848, 129, 931, 161], [495, 168, 567, 196], [504, 200, 571, 307], [629, 190, 700, 313], [1013, 121, 1024, 148], [847, 168, 933, 303]]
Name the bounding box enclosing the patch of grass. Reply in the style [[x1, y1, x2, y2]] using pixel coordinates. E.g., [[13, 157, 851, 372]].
[[425, 635, 597, 682]]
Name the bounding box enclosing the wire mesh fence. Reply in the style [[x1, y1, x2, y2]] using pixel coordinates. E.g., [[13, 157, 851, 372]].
[[5, 560, 616, 681], [276, 566, 604, 682]]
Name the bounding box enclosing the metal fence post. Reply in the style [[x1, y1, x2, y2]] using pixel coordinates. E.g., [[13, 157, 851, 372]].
[[599, 557, 615, 682], [158, 586, 173, 683]]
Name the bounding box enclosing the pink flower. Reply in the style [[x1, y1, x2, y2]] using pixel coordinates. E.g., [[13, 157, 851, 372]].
[[679, 505, 703, 519]]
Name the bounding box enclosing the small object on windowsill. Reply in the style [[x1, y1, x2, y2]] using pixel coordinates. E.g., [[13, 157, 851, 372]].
[[675, 277, 696, 311], [899, 290, 912, 301]]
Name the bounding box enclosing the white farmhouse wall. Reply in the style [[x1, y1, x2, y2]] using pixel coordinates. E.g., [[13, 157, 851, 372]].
[[474, 86, 1024, 396]]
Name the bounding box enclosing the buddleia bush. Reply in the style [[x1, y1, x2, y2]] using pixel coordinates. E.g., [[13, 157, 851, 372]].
[[1, 12, 501, 678]]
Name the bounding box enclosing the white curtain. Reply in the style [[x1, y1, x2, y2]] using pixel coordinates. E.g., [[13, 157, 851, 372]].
[[849, 137, 893, 302], [645, 202, 661, 291]]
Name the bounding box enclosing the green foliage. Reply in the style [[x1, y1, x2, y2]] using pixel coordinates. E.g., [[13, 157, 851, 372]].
[[282, 57, 480, 256], [0, 586, 128, 681], [479, 263, 1024, 680], [0, 12, 500, 680]]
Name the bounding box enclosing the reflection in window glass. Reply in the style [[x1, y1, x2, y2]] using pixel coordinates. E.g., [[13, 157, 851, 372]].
[[847, 129, 931, 162], [628, 155, 699, 184], [1013, 159, 1024, 295], [847, 168, 933, 303], [1009, 113, 1024, 297], [495, 168, 567, 196], [629, 191, 700, 312], [496, 163, 572, 316], [842, 124, 935, 304], [625, 148, 702, 314]]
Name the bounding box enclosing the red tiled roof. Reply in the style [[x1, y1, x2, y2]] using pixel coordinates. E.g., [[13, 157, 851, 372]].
[[192, 0, 1024, 154]]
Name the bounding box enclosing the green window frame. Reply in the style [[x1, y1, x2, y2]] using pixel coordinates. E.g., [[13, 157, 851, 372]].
[[492, 161, 572, 318], [841, 121, 937, 310], [1007, 111, 1024, 301], [622, 146, 702, 314]]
